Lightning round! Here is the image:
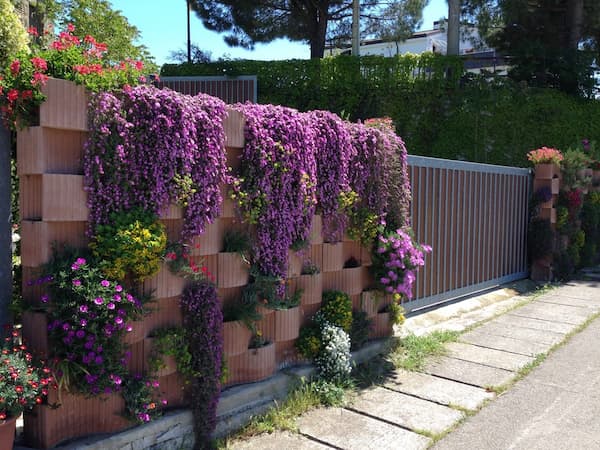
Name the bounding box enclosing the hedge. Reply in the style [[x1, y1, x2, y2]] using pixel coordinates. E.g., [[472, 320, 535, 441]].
[[161, 55, 600, 167]]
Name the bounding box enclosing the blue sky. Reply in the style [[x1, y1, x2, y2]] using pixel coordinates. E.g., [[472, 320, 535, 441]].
[[109, 0, 448, 66]]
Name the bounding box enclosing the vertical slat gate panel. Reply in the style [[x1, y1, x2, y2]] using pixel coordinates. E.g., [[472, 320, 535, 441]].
[[406, 156, 531, 313]]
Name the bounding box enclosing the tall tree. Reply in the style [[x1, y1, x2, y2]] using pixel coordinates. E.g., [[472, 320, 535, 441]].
[[463, 0, 599, 95], [190, 1, 428, 59]]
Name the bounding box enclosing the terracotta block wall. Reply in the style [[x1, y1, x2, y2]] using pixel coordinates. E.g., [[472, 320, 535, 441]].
[[18, 79, 384, 448]]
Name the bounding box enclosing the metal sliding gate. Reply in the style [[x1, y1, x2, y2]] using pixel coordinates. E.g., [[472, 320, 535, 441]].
[[405, 156, 532, 313]]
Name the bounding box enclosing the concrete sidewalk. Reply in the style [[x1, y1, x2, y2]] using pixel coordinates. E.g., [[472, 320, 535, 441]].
[[226, 272, 600, 450]]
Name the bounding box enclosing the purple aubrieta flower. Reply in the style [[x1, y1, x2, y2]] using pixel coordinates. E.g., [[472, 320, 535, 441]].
[[72, 279, 82, 287], [115, 285, 123, 292], [76, 258, 86, 265], [94, 297, 104, 305], [76, 330, 86, 339], [79, 305, 88, 313], [107, 302, 115, 310], [41, 294, 49, 303], [101, 280, 110, 287]]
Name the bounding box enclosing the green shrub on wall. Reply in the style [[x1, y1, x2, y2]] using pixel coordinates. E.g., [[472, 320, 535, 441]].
[[163, 57, 600, 167]]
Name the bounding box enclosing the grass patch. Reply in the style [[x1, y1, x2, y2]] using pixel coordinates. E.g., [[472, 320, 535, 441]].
[[216, 378, 351, 448], [389, 330, 459, 371]]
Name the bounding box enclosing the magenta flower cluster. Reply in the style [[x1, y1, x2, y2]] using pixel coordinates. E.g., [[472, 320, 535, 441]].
[[84, 85, 228, 240], [44, 254, 143, 396], [372, 229, 432, 299]]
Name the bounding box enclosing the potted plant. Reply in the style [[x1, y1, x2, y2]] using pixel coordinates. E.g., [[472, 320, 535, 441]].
[[370, 300, 405, 339], [0, 328, 53, 450], [238, 330, 276, 383], [217, 229, 251, 288], [146, 327, 192, 378], [562, 149, 593, 191], [296, 261, 323, 307], [222, 291, 260, 357], [527, 147, 564, 179]]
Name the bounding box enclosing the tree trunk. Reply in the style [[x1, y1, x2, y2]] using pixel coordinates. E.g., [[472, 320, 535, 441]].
[[0, 123, 12, 332], [567, 0, 584, 50], [447, 0, 460, 56], [309, 4, 328, 58]]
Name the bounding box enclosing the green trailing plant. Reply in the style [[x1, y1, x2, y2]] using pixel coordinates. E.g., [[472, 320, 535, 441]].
[[90, 208, 167, 282], [148, 327, 195, 380], [221, 289, 261, 332], [222, 229, 252, 261], [243, 268, 301, 310]]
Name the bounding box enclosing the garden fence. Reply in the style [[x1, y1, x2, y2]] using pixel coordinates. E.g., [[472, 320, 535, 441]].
[[157, 76, 257, 103]]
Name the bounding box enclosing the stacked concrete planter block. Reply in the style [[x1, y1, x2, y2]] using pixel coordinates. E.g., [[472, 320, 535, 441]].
[[530, 163, 560, 282], [18, 79, 394, 446]]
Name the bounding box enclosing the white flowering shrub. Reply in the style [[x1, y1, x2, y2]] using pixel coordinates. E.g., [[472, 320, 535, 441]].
[[314, 322, 352, 383]]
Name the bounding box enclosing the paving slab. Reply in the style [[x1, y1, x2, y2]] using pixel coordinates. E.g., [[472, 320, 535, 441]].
[[536, 295, 600, 311], [296, 407, 431, 450], [461, 329, 551, 356], [383, 369, 494, 411], [548, 281, 600, 300], [467, 322, 565, 346], [433, 313, 600, 450], [509, 301, 591, 325], [424, 356, 515, 389], [229, 431, 333, 450], [492, 314, 575, 334], [444, 342, 535, 372], [349, 386, 463, 435]]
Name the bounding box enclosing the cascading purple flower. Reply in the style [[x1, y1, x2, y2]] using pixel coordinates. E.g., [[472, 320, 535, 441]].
[[233, 103, 318, 284], [84, 85, 228, 241]]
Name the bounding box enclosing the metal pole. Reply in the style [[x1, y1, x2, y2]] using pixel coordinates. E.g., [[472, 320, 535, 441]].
[[187, 0, 192, 63], [0, 123, 13, 331], [352, 0, 360, 56]]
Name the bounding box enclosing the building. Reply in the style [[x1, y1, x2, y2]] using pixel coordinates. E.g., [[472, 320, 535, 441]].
[[327, 21, 509, 74]]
